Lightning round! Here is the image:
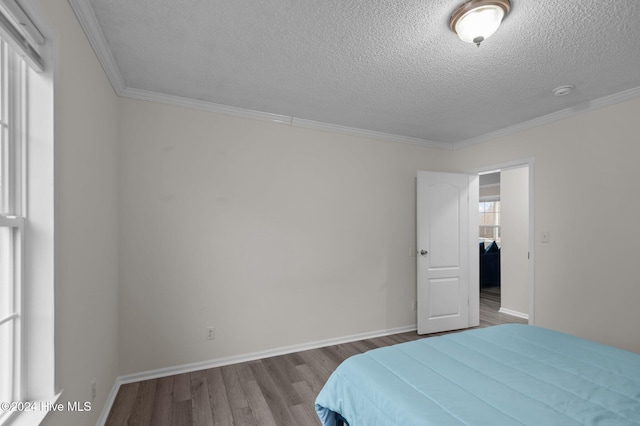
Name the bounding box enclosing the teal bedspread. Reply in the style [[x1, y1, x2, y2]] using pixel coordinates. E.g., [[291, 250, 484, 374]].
[[315, 324, 640, 425]]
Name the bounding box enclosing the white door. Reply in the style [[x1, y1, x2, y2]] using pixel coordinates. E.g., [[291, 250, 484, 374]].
[[417, 171, 479, 334]]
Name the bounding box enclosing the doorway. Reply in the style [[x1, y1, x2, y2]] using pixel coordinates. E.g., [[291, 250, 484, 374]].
[[416, 162, 534, 335], [473, 161, 533, 324]]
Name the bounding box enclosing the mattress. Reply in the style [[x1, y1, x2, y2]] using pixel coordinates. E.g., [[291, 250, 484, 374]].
[[315, 324, 640, 425]]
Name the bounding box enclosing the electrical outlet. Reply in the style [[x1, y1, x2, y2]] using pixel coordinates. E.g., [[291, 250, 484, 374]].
[[411, 300, 417, 311], [91, 378, 96, 401], [206, 326, 215, 341]]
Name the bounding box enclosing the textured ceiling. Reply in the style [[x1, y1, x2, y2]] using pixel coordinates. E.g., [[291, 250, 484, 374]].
[[72, 0, 640, 148]]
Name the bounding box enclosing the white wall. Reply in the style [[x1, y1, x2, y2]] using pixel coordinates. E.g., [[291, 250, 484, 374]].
[[117, 90, 640, 376], [117, 98, 454, 374], [500, 166, 529, 316], [454, 96, 640, 353], [37, 1, 120, 425]]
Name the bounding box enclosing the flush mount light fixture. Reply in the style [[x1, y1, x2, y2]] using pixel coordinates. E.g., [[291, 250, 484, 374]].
[[450, 0, 511, 47]]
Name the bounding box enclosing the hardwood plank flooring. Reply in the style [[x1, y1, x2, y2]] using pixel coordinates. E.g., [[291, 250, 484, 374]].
[[106, 287, 525, 425]]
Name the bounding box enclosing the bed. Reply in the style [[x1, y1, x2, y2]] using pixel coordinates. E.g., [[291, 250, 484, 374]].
[[315, 324, 640, 425]]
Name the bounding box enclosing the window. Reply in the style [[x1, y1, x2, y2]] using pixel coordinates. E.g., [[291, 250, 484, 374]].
[[479, 200, 500, 245], [0, 3, 53, 423], [0, 37, 25, 424]]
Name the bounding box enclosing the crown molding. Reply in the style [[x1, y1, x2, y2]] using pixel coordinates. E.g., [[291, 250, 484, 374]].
[[121, 86, 294, 124], [290, 117, 451, 149], [68, 0, 640, 152], [67, 0, 451, 150], [120, 86, 451, 149], [68, 0, 124, 93], [453, 85, 640, 150]]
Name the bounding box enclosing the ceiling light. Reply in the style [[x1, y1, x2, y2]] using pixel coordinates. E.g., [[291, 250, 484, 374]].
[[450, 0, 511, 47]]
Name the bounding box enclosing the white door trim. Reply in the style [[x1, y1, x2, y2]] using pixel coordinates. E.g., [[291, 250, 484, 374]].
[[465, 158, 535, 325]]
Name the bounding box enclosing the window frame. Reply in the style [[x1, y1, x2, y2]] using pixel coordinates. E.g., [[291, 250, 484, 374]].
[[0, 37, 26, 426], [479, 199, 501, 245], [0, 2, 57, 421]]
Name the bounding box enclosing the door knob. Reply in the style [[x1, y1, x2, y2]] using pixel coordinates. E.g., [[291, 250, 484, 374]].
[[420, 250, 428, 256]]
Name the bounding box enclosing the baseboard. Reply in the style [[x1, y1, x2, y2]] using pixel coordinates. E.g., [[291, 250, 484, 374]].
[[499, 307, 529, 320], [95, 381, 121, 426], [96, 324, 417, 425]]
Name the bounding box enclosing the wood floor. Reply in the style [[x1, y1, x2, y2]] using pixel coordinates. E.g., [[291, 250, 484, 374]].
[[106, 287, 526, 426]]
